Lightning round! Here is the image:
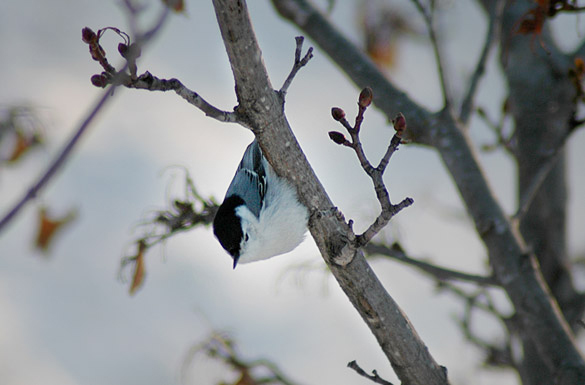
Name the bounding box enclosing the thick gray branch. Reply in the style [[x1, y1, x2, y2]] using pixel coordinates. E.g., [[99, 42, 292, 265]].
[[212, 1, 448, 384]]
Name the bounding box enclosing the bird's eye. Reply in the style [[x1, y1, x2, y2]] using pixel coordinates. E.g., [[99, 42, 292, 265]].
[[244, 233, 249, 242]]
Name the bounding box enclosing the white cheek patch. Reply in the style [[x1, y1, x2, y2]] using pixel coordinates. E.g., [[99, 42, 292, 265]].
[[235, 206, 260, 253]]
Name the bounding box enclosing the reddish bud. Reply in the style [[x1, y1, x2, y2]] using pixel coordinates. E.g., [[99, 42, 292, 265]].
[[82, 27, 96, 43], [90, 74, 108, 88], [358, 87, 373, 108], [328, 131, 348, 145], [331, 107, 346, 121], [118, 43, 128, 58], [393, 113, 406, 135]]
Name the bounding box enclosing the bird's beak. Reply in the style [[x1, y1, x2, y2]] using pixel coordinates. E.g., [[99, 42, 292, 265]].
[[232, 256, 239, 269]]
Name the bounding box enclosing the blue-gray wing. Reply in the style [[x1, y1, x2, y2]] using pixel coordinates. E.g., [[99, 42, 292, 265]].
[[225, 140, 266, 218]]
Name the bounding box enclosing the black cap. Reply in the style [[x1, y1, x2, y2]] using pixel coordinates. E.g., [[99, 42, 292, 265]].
[[213, 195, 245, 267]]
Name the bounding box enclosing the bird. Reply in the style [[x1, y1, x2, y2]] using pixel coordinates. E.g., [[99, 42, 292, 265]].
[[213, 139, 308, 268]]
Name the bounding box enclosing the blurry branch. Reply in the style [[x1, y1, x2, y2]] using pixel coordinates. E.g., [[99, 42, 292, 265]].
[[182, 332, 302, 385], [347, 360, 395, 385], [476, 102, 515, 154], [0, 4, 171, 235], [438, 281, 515, 368], [410, 0, 451, 109], [0, 84, 113, 235], [120, 167, 219, 295], [512, 129, 574, 222], [508, 55, 585, 223], [365, 242, 498, 286], [328, 88, 413, 248], [459, 0, 505, 124]]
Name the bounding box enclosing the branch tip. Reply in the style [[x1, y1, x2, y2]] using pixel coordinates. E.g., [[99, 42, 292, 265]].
[[331, 107, 346, 121], [279, 35, 314, 95], [392, 112, 406, 136], [328, 131, 349, 146], [358, 87, 373, 108]]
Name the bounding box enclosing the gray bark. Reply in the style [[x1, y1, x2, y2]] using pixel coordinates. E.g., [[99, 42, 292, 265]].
[[212, 1, 449, 384]]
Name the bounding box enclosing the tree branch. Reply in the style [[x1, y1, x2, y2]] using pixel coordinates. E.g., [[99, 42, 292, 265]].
[[459, 0, 505, 124], [329, 90, 413, 247], [279, 36, 314, 96], [411, 0, 451, 110], [212, 1, 449, 384], [365, 242, 498, 286], [512, 130, 571, 222]]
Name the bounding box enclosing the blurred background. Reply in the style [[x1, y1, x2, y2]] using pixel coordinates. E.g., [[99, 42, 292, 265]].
[[1, 1, 584, 384]]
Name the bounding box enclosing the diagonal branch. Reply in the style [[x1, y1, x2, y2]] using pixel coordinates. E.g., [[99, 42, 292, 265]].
[[411, 0, 451, 110], [213, 2, 449, 384], [0, 86, 115, 234], [459, 0, 505, 124], [512, 130, 572, 222]]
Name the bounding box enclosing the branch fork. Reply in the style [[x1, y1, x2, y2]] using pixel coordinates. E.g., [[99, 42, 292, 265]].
[[329, 88, 413, 249], [279, 36, 314, 97]]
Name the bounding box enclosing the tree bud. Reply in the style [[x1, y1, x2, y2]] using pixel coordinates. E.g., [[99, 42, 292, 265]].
[[329, 131, 348, 145], [82, 27, 96, 43], [358, 87, 373, 108], [393, 113, 406, 134], [331, 107, 345, 121], [91, 74, 108, 88]]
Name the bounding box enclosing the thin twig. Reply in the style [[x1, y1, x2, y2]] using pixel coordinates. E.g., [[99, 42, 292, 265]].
[[439, 281, 515, 367], [411, 0, 451, 109], [365, 242, 498, 286], [347, 361, 395, 385], [125, 72, 238, 123], [182, 333, 301, 385], [476, 104, 515, 154], [459, 0, 505, 124], [279, 36, 314, 96]]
